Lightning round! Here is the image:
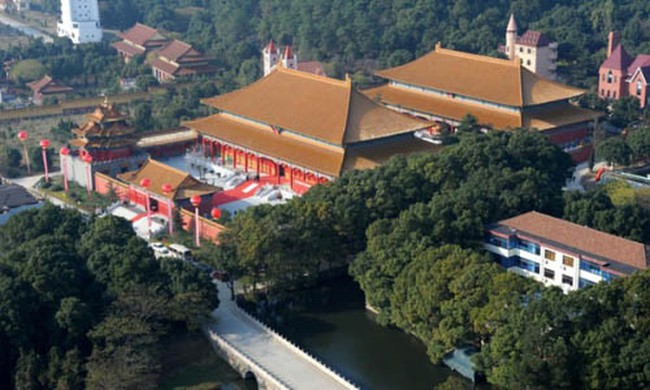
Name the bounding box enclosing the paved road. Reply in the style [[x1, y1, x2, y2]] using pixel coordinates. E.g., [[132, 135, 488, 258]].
[[0, 13, 53, 43], [210, 281, 354, 390]]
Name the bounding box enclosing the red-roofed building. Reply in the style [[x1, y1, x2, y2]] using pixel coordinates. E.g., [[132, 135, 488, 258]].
[[502, 14, 558, 80], [27, 75, 74, 105], [150, 40, 217, 83], [112, 23, 169, 63], [599, 31, 650, 108], [485, 211, 649, 293]]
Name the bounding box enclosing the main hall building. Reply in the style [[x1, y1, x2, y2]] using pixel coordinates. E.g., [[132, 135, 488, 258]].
[[364, 43, 602, 163], [185, 66, 436, 192]]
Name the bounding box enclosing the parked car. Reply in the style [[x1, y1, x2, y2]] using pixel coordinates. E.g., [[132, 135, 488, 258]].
[[149, 242, 165, 251]]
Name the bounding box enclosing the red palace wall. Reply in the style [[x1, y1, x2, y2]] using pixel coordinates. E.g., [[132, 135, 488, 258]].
[[180, 208, 225, 242], [94, 172, 225, 242], [90, 147, 133, 162], [545, 123, 593, 164]]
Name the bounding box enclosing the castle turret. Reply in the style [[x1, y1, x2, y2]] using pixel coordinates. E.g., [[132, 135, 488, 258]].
[[506, 14, 518, 60], [281, 45, 298, 70], [262, 40, 280, 76]]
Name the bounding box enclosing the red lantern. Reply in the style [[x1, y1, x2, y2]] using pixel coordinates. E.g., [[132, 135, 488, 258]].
[[40, 139, 50, 149], [17, 130, 28, 141], [161, 183, 173, 194], [83, 154, 93, 164], [59, 146, 70, 156], [139, 178, 151, 188], [190, 195, 202, 208], [211, 207, 222, 220]]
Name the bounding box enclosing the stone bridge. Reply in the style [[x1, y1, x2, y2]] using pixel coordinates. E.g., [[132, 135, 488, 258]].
[[206, 281, 359, 390]]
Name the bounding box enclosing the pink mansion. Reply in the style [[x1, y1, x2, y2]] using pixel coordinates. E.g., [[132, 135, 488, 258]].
[[598, 31, 650, 108]]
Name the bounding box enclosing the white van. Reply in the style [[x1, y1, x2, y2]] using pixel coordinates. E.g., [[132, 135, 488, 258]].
[[168, 244, 193, 261]]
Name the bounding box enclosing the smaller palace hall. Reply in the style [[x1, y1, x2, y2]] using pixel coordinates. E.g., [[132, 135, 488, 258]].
[[364, 43, 602, 162]]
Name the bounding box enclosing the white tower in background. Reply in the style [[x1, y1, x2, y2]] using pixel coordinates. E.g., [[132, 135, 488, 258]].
[[505, 14, 518, 60], [57, 0, 102, 44], [262, 40, 281, 76]]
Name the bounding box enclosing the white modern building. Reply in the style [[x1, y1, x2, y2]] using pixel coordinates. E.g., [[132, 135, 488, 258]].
[[57, 0, 102, 44], [485, 211, 649, 293]]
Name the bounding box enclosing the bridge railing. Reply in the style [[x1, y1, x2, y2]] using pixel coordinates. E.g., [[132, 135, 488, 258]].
[[234, 304, 360, 390], [205, 327, 291, 390]]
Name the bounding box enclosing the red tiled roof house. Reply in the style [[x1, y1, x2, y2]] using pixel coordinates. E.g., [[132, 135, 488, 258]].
[[27, 75, 74, 105], [112, 23, 169, 63], [150, 40, 217, 83]]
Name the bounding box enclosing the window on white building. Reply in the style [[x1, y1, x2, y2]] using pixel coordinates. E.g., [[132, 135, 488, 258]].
[[562, 275, 573, 286], [563, 255, 574, 267], [544, 249, 556, 261], [544, 269, 555, 279]]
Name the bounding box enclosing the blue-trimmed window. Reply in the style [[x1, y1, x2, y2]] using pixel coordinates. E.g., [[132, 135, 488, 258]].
[[580, 260, 616, 282], [517, 239, 540, 255], [580, 260, 601, 275], [487, 235, 513, 249], [579, 278, 596, 288], [517, 257, 540, 274], [493, 254, 517, 268]]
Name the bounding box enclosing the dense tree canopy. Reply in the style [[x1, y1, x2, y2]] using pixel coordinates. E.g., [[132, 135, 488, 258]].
[[0, 205, 218, 388]]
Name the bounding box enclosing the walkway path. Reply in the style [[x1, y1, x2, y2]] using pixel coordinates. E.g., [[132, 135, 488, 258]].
[[209, 281, 358, 389], [0, 13, 53, 43]]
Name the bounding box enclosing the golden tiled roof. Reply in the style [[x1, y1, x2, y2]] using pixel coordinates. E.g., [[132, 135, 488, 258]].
[[185, 113, 346, 177], [364, 84, 522, 129], [117, 159, 219, 200], [70, 102, 139, 150], [375, 43, 585, 107], [343, 136, 442, 171], [524, 104, 603, 131], [200, 66, 430, 146], [86, 103, 129, 123]]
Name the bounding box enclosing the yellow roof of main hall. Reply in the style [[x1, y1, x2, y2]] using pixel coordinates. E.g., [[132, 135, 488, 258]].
[[200, 66, 430, 146], [375, 43, 585, 107]]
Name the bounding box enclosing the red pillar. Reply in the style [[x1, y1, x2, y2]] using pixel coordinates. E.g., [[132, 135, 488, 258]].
[[210, 140, 215, 161], [233, 148, 237, 169], [245, 153, 249, 173], [290, 168, 295, 190], [256, 156, 260, 177], [276, 162, 281, 185]]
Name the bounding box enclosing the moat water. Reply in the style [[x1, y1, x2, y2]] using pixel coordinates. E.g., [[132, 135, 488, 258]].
[[249, 275, 470, 390]]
